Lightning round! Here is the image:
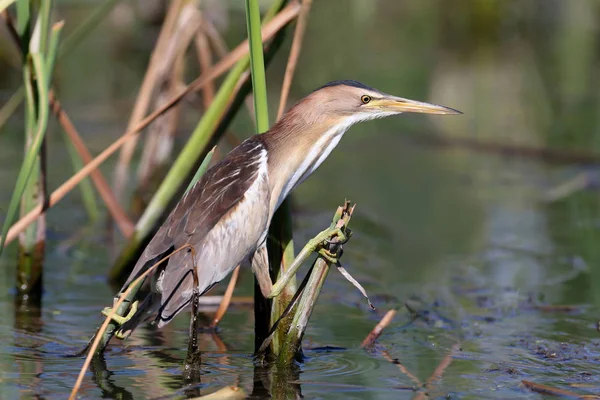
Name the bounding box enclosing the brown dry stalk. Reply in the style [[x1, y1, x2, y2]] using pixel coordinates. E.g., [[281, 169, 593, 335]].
[[112, 0, 185, 202], [0, 2, 301, 248], [200, 15, 230, 59], [522, 380, 600, 399], [361, 309, 397, 348], [201, 16, 255, 126], [136, 3, 202, 190], [195, 30, 216, 107], [49, 91, 134, 237], [69, 243, 197, 400], [276, 0, 313, 120], [210, 265, 240, 328]]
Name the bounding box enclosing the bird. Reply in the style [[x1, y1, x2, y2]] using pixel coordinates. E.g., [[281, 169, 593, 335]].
[[105, 80, 461, 337]]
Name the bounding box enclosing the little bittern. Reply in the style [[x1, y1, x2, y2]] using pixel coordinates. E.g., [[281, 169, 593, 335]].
[[107, 80, 461, 336]]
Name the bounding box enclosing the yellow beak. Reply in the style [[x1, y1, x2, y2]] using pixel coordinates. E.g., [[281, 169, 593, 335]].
[[375, 97, 462, 115]]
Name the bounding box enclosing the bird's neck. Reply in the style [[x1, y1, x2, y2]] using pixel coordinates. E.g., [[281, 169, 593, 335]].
[[262, 112, 355, 214]]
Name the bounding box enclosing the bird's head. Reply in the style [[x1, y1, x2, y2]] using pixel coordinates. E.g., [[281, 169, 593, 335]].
[[264, 81, 461, 209], [305, 80, 461, 125]]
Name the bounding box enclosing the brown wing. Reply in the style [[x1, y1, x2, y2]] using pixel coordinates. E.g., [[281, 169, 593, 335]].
[[120, 136, 267, 293]]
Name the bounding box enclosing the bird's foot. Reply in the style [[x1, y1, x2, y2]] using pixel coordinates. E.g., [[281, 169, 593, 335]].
[[101, 300, 139, 339], [317, 247, 343, 264], [315, 227, 351, 263], [311, 226, 350, 249]]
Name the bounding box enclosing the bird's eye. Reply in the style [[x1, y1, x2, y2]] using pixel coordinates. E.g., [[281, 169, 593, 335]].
[[361, 95, 371, 104]]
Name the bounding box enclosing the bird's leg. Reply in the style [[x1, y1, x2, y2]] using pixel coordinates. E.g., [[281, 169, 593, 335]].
[[251, 244, 273, 298], [101, 298, 139, 339], [268, 227, 349, 299]]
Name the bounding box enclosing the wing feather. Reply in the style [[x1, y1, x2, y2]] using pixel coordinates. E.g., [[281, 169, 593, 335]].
[[120, 137, 267, 296]]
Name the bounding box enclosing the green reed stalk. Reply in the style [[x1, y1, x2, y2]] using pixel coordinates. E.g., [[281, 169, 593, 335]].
[[244, 0, 300, 359], [245, 0, 270, 133], [9, 2, 63, 301]]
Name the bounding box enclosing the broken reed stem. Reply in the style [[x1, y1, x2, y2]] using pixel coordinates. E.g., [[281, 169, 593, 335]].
[[277, 203, 354, 364], [69, 244, 197, 400], [0, 3, 301, 248], [361, 309, 397, 348], [49, 91, 134, 237], [276, 0, 312, 120]]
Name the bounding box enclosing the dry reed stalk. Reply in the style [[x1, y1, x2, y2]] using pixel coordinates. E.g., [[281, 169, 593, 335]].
[[201, 15, 255, 123], [48, 91, 134, 237], [201, 15, 255, 145], [200, 14, 229, 57], [361, 309, 397, 348], [521, 380, 600, 399], [195, 30, 216, 106], [210, 265, 240, 328], [136, 2, 202, 195], [69, 243, 197, 400], [111, 0, 184, 203], [0, 2, 301, 247], [276, 0, 312, 120]]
